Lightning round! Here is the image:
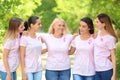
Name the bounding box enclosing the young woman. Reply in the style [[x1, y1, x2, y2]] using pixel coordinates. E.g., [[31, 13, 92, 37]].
[[94, 13, 118, 80], [41, 18, 72, 80], [69, 17, 95, 80], [0, 17, 24, 80], [20, 16, 42, 80]]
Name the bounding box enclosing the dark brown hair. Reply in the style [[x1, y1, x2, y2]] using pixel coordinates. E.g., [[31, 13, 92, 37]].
[[80, 17, 94, 34]]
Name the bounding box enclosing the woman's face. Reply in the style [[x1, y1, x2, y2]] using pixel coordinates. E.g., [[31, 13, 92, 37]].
[[53, 20, 65, 35], [32, 19, 42, 32], [79, 21, 90, 35], [94, 18, 105, 30], [18, 22, 25, 33]]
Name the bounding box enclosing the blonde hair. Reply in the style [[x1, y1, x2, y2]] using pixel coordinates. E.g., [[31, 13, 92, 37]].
[[4, 17, 23, 43], [48, 18, 69, 35], [97, 13, 118, 42]]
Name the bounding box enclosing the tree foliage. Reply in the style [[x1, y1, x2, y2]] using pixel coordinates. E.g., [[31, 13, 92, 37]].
[[34, 0, 57, 32], [1, 0, 120, 33], [88, 0, 120, 29], [0, 0, 41, 29], [54, 0, 92, 33], [0, 0, 120, 38]]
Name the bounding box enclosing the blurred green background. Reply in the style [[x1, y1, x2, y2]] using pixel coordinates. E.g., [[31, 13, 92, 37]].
[[0, 0, 120, 79]]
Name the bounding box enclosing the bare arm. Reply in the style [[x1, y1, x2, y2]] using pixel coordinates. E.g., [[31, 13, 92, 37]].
[[40, 36, 48, 54], [69, 46, 76, 55], [110, 48, 116, 80], [69, 34, 77, 55], [20, 46, 27, 80], [41, 48, 48, 54], [39, 36, 44, 43], [3, 48, 12, 80]]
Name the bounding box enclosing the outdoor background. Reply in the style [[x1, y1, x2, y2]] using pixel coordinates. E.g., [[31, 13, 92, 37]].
[[0, 0, 120, 80]]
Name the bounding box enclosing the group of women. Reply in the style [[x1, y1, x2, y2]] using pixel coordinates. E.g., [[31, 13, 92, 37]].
[[0, 13, 118, 80]]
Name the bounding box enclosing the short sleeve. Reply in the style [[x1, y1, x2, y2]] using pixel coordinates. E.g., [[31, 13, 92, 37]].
[[20, 36, 27, 47], [4, 40, 12, 49], [41, 33, 49, 43], [106, 36, 116, 49], [68, 34, 73, 41], [63, 34, 72, 42]]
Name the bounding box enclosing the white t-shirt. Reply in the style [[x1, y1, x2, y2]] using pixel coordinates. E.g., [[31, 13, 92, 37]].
[[71, 35, 95, 76], [0, 38, 20, 72], [42, 34, 72, 70], [94, 32, 116, 71], [20, 34, 42, 72]]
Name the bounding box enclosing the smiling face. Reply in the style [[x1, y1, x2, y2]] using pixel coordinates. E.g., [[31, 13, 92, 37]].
[[53, 20, 65, 35], [79, 21, 90, 35], [49, 18, 68, 35], [31, 19, 42, 32]]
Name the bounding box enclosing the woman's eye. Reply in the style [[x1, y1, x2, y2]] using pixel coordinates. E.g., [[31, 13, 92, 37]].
[[58, 24, 65, 27]]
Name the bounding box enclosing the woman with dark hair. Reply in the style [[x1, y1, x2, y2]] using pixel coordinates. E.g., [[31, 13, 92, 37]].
[[69, 17, 95, 80], [94, 13, 118, 80], [20, 16, 42, 80]]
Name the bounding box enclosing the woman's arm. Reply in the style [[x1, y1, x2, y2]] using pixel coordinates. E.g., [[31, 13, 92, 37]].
[[69, 46, 76, 55], [69, 34, 77, 55], [72, 33, 78, 40], [40, 36, 44, 43], [40, 36, 48, 54], [110, 48, 116, 80], [41, 48, 48, 54], [20, 46, 27, 80], [3, 48, 12, 80]]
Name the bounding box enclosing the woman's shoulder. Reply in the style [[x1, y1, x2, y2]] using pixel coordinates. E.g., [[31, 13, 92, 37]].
[[106, 34, 116, 41], [21, 35, 29, 39], [4, 39, 13, 45], [64, 33, 72, 36], [72, 35, 80, 41], [40, 33, 50, 37], [63, 34, 73, 40]]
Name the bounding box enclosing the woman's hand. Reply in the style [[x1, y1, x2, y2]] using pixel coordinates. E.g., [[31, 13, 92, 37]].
[[72, 33, 78, 40], [42, 48, 48, 54], [22, 71, 28, 80], [92, 33, 97, 39], [6, 73, 12, 80], [111, 75, 116, 80], [22, 31, 28, 36]]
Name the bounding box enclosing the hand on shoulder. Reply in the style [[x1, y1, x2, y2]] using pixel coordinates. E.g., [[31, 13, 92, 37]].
[[92, 33, 97, 39], [72, 33, 79, 40]]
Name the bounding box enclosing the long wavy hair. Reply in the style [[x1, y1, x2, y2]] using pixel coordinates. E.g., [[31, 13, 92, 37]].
[[4, 17, 23, 43], [97, 13, 118, 42]]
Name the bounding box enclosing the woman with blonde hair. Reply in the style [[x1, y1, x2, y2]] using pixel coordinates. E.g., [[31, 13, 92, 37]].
[[0, 17, 24, 80], [41, 18, 72, 80], [94, 13, 118, 80]]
